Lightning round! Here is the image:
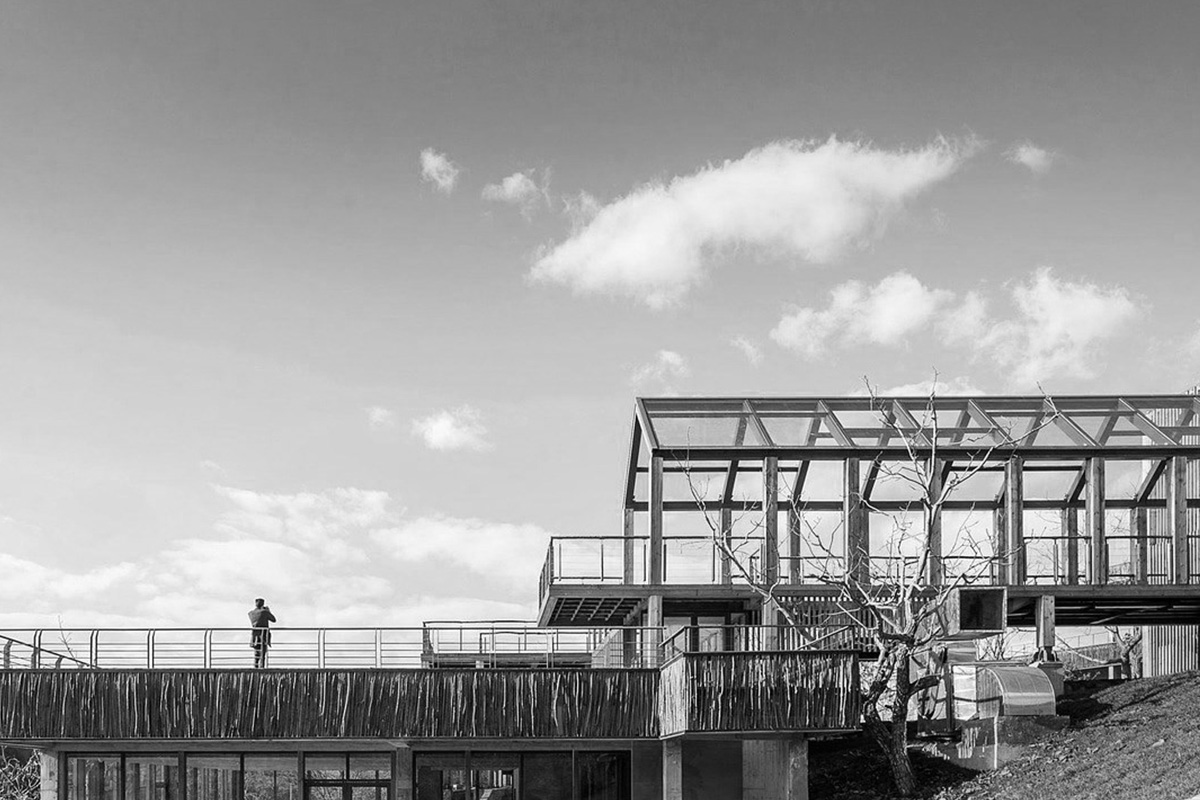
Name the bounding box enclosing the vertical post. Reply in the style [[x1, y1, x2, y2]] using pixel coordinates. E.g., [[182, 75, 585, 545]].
[[1035, 595, 1055, 660], [1005, 458, 1025, 584], [39, 749, 59, 800], [927, 458, 944, 586], [649, 456, 664, 586], [623, 508, 636, 584], [762, 457, 779, 585], [719, 508, 733, 584], [844, 458, 868, 583], [1063, 509, 1079, 585], [1168, 455, 1189, 585], [1133, 508, 1149, 584], [993, 500, 1008, 585], [1087, 458, 1107, 585], [393, 745, 413, 800], [662, 739, 684, 800], [647, 594, 664, 668], [787, 504, 801, 584]]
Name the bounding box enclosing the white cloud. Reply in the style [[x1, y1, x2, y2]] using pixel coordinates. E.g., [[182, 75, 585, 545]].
[[771, 271, 953, 358], [530, 136, 979, 309], [1005, 141, 1057, 174], [372, 515, 554, 591], [482, 170, 548, 217], [411, 406, 491, 451], [630, 349, 690, 386], [731, 336, 764, 366], [366, 406, 396, 430], [562, 191, 601, 231], [973, 268, 1140, 387], [420, 148, 461, 194], [861, 377, 985, 397]]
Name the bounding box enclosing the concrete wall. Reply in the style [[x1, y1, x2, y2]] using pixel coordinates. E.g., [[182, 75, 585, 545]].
[[661, 738, 808, 800], [631, 741, 663, 800]]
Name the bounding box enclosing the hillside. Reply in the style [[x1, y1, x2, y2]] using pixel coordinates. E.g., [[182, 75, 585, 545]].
[[810, 671, 1200, 800]]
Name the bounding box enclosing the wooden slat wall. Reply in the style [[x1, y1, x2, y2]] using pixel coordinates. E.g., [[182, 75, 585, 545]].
[[0, 669, 660, 740], [658, 652, 859, 736]]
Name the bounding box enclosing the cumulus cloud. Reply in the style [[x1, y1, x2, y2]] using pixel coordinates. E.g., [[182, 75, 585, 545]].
[[419, 148, 461, 194], [530, 136, 978, 309], [482, 170, 548, 217], [973, 268, 1139, 386], [366, 406, 396, 430], [630, 350, 690, 386], [411, 406, 491, 451], [860, 377, 985, 397], [770, 268, 1139, 388], [731, 336, 764, 366], [771, 272, 952, 358], [1005, 141, 1057, 174]]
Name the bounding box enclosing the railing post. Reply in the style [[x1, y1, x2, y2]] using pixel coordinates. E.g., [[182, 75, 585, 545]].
[[203, 629, 213, 669], [375, 629, 383, 668], [2, 640, 10, 669], [31, 631, 43, 670], [90, 630, 99, 667], [318, 629, 327, 669], [623, 508, 636, 583], [147, 630, 156, 669]]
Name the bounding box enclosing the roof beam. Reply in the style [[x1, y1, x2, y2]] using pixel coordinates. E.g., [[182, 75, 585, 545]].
[[1119, 399, 1177, 445], [1135, 459, 1169, 504], [817, 401, 854, 448]]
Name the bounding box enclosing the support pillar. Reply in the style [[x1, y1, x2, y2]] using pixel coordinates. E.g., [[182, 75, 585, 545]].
[[927, 458, 944, 586], [719, 507, 733, 584], [1063, 508, 1079, 585], [1005, 457, 1025, 585], [39, 751, 59, 800], [1168, 455, 1189, 585], [647, 594, 664, 667], [662, 739, 683, 800], [623, 508, 636, 583], [762, 456, 779, 585], [1035, 595, 1055, 660], [649, 456, 664, 586], [844, 458, 868, 584], [393, 745, 412, 800], [1132, 508, 1149, 585], [1087, 458, 1107, 585], [993, 500, 1008, 585], [743, 738, 808, 800]]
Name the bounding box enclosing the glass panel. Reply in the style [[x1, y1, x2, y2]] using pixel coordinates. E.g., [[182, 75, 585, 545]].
[[304, 755, 345, 781], [67, 757, 121, 800], [185, 756, 240, 800], [305, 788, 342, 800], [470, 753, 517, 800], [126, 756, 180, 800], [521, 753, 572, 800], [244, 755, 299, 800], [349, 754, 391, 781], [350, 788, 387, 800], [414, 766, 468, 800], [577, 752, 629, 800]]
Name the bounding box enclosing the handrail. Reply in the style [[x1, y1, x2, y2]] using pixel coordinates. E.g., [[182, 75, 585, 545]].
[[0, 626, 667, 671]]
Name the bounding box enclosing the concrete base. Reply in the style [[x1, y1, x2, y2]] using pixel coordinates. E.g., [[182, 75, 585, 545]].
[[663, 737, 807, 800], [928, 715, 1069, 770]]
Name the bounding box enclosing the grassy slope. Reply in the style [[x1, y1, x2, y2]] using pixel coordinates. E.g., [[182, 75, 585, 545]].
[[810, 671, 1200, 800]]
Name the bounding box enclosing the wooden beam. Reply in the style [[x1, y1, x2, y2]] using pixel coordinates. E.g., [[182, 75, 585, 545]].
[[1006, 457, 1025, 585], [844, 458, 869, 583], [1120, 399, 1177, 445], [1086, 458, 1106, 586], [1132, 508, 1149, 585], [761, 456, 779, 585], [1063, 507, 1079, 585], [623, 508, 636, 583], [819, 401, 854, 448], [928, 458, 944, 585], [1168, 455, 1189, 585], [649, 456, 664, 585], [1135, 459, 1168, 504]]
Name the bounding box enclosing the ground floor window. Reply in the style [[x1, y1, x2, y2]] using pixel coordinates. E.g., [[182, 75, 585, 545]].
[[413, 751, 628, 800]]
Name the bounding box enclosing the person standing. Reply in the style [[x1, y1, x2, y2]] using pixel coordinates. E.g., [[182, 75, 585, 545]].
[[248, 598, 276, 668]]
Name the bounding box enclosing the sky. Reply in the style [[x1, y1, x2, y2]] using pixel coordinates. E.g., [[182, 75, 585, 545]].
[[1, 0, 1198, 629]]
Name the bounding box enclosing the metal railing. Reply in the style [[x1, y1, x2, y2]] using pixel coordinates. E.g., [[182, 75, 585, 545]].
[[0, 625, 664, 670], [660, 624, 869, 661]]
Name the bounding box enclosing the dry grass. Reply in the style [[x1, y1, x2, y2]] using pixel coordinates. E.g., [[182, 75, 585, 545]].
[[812, 671, 1200, 800]]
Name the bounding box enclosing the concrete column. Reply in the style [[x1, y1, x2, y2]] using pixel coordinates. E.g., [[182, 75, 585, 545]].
[[662, 739, 684, 800], [743, 738, 808, 800], [39, 752, 59, 800], [393, 745, 412, 800]]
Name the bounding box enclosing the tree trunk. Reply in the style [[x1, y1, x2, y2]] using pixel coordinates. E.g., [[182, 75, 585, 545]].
[[862, 644, 920, 797]]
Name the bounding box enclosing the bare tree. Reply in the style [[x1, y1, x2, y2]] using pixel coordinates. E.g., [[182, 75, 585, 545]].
[[0, 751, 39, 800], [678, 380, 1061, 797]]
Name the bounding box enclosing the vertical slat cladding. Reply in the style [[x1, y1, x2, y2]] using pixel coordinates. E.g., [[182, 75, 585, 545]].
[[0, 669, 660, 740], [667, 652, 859, 734]]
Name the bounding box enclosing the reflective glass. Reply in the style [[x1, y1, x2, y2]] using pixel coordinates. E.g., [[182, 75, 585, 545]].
[[125, 756, 180, 800], [67, 757, 120, 800], [245, 755, 298, 800]]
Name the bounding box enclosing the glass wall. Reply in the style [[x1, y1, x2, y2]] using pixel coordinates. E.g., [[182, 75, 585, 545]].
[[413, 752, 628, 800], [125, 756, 180, 800], [67, 757, 121, 800]]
